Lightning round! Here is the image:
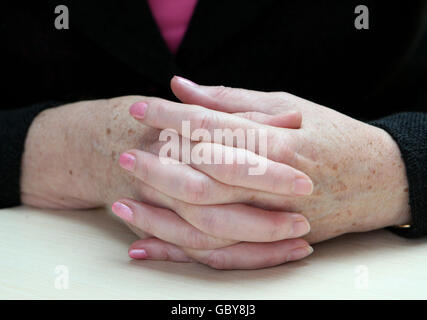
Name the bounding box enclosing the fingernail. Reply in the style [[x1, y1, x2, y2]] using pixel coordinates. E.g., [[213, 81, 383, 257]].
[[293, 178, 313, 195], [119, 152, 136, 172], [129, 249, 148, 259], [129, 102, 147, 119], [111, 202, 133, 222], [287, 246, 314, 262], [291, 214, 311, 237], [175, 76, 198, 87]]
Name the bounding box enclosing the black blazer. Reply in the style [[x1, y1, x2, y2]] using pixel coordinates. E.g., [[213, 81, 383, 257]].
[[1, 0, 426, 237]]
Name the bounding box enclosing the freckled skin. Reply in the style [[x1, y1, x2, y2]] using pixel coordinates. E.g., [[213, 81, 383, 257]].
[[21, 95, 411, 247], [234, 101, 411, 244], [23, 96, 312, 240], [21, 96, 151, 210]]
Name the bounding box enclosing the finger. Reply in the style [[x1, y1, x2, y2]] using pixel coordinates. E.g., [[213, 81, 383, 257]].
[[129, 237, 194, 262], [233, 111, 302, 129], [140, 126, 310, 196], [171, 75, 305, 114], [173, 202, 311, 243], [191, 143, 313, 196], [129, 238, 314, 270], [120, 146, 312, 197], [184, 239, 313, 270], [129, 98, 301, 165], [112, 199, 236, 250], [132, 182, 311, 243], [128, 98, 282, 146], [118, 149, 247, 204]]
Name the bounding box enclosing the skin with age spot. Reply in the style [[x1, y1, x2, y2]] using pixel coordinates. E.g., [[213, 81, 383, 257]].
[[21, 94, 315, 269], [20, 77, 412, 269], [127, 80, 411, 245]]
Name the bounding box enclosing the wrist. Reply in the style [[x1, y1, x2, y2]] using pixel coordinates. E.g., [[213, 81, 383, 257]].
[[359, 127, 411, 231], [380, 128, 412, 226], [21, 100, 112, 209]]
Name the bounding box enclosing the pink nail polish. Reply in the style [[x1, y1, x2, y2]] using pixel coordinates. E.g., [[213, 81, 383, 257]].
[[129, 249, 148, 259], [111, 202, 133, 222], [293, 178, 313, 195], [119, 153, 136, 172], [175, 76, 198, 87], [287, 246, 314, 262], [129, 102, 147, 119]]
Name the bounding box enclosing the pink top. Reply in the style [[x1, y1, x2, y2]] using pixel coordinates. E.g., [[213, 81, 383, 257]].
[[147, 0, 198, 55]]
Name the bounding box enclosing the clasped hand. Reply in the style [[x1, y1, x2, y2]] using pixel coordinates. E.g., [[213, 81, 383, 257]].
[[110, 76, 410, 269]]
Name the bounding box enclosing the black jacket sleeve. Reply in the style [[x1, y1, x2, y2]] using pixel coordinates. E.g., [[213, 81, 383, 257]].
[[0, 101, 60, 208], [370, 112, 427, 238]]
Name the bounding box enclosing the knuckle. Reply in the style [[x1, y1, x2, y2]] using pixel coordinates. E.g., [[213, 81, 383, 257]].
[[191, 111, 212, 131], [211, 85, 232, 100], [200, 211, 221, 236], [269, 91, 299, 111], [136, 212, 152, 235], [205, 251, 228, 270], [108, 95, 145, 108], [185, 229, 212, 249], [199, 113, 211, 131], [244, 113, 257, 122], [182, 175, 210, 203], [159, 246, 171, 261], [268, 214, 293, 241], [271, 91, 292, 104], [268, 165, 285, 191], [135, 156, 150, 181], [222, 157, 240, 181], [272, 137, 297, 165], [282, 145, 297, 166]]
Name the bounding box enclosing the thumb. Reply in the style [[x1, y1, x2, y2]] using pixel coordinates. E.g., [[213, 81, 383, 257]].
[[171, 76, 302, 128], [170, 75, 273, 114]]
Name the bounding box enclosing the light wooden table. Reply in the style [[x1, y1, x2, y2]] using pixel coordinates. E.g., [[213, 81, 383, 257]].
[[0, 206, 426, 299]]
